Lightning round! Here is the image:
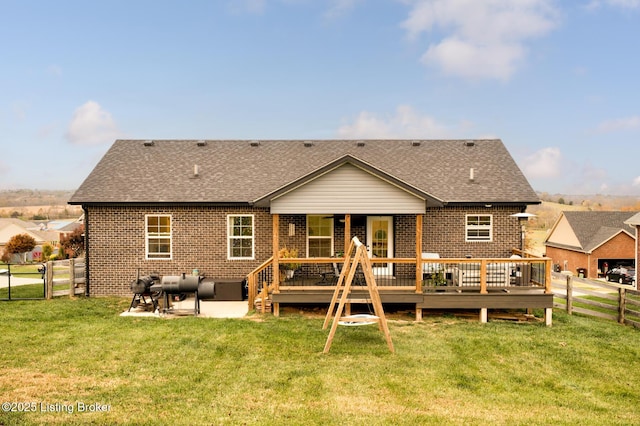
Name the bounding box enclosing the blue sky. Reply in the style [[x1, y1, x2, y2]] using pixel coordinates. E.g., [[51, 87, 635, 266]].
[[1, 0, 639, 196]]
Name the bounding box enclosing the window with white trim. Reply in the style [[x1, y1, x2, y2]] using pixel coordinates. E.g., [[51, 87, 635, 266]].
[[466, 214, 492, 242], [146, 214, 172, 259], [228, 215, 254, 259], [307, 215, 333, 257]]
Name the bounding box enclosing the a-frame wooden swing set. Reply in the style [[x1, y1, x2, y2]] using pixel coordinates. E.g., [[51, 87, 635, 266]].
[[322, 237, 394, 354]]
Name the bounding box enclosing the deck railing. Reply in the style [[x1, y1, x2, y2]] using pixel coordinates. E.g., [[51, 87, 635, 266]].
[[247, 256, 552, 311]]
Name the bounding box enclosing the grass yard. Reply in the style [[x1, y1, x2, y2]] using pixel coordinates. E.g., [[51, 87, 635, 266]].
[[1, 298, 639, 425]]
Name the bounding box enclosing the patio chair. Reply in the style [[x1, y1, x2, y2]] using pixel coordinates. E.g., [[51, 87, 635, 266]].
[[422, 252, 442, 279], [318, 262, 365, 286]]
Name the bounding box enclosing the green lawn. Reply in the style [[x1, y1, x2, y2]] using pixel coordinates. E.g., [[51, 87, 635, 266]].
[[1, 298, 639, 425]]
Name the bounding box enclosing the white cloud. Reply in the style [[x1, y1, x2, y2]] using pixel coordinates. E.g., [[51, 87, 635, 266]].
[[633, 176, 640, 187], [595, 116, 640, 133], [587, 0, 640, 10], [521, 147, 562, 179], [401, 0, 560, 80], [325, 0, 363, 19], [337, 105, 450, 139], [65, 101, 123, 146], [421, 37, 524, 81]]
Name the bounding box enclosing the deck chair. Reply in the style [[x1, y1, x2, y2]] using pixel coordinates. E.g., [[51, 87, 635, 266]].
[[422, 252, 442, 278], [318, 262, 365, 286]]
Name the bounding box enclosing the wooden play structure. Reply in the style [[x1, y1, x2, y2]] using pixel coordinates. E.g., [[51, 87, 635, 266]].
[[322, 237, 394, 353]]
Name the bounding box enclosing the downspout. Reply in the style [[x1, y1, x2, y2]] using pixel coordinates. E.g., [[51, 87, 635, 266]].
[[83, 205, 90, 297]]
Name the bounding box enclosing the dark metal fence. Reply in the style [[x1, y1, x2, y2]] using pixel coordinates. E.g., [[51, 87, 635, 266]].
[[0, 263, 47, 300], [1, 259, 86, 301]]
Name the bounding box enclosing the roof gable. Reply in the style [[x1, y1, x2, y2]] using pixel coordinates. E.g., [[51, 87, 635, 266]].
[[545, 211, 638, 253], [69, 139, 539, 205], [268, 162, 428, 214], [545, 214, 581, 249]]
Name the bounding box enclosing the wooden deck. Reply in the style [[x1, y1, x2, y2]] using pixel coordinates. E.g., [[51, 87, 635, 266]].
[[272, 287, 552, 308], [248, 255, 554, 324]]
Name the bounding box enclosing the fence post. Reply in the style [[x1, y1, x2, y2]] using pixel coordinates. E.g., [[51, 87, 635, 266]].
[[45, 260, 54, 300], [618, 287, 626, 325], [68, 258, 75, 298], [566, 274, 573, 315]]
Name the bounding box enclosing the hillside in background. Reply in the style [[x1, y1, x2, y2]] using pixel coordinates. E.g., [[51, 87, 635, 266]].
[[0, 189, 75, 207], [0, 189, 81, 219], [528, 192, 640, 230], [525, 193, 640, 256], [1, 189, 638, 224]]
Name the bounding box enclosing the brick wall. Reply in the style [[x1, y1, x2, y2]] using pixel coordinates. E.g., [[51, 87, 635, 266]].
[[636, 226, 640, 268], [545, 246, 587, 275], [86, 205, 272, 296], [86, 206, 525, 295], [423, 206, 522, 258]]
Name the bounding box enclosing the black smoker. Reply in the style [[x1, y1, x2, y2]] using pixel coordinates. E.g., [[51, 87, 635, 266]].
[[128, 273, 161, 312], [150, 273, 210, 316]]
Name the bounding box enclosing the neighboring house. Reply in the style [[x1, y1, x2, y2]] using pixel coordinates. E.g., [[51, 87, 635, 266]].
[[69, 139, 551, 320], [544, 211, 638, 279], [0, 218, 59, 262], [624, 213, 640, 288], [46, 217, 84, 235]]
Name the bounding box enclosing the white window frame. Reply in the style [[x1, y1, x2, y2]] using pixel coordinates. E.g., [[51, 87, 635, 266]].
[[227, 214, 255, 260], [145, 214, 172, 260], [307, 215, 334, 257], [465, 214, 493, 242]]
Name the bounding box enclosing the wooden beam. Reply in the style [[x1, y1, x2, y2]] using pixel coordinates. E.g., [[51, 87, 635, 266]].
[[68, 258, 75, 299], [323, 237, 394, 353], [272, 214, 280, 294], [545, 258, 552, 293], [415, 214, 423, 294], [480, 259, 487, 294], [344, 214, 351, 256]]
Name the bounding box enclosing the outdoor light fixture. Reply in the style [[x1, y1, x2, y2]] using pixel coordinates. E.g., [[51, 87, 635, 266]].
[[510, 212, 537, 254]]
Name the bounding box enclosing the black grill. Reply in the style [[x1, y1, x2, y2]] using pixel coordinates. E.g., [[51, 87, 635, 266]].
[[128, 272, 231, 316], [128, 273, 161, 312]]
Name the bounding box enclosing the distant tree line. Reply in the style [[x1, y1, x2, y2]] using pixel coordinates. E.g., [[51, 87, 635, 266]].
[[0, 189, 76, 207]]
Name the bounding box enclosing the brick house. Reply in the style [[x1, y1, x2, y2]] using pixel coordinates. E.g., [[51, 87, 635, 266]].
[[544, 211, 638, 279], [624, 213, 640, 288], [70, 139, 553, 321]]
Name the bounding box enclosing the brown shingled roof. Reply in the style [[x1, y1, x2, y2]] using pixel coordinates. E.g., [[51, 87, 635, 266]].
[[69, 139, 539, 205], [549, 211, 638, 253]]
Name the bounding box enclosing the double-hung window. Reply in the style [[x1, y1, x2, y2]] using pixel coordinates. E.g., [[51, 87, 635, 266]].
[[307, 215, 333, 257], [466, 214, 492, 242], [228, 215, 254, 259], [146, 214, 172, 259]]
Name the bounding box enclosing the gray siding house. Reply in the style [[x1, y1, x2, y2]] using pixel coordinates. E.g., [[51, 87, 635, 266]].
[[70, 139, 551, 321]]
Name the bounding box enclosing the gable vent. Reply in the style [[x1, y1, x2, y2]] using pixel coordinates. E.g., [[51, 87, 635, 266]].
[[196, 140, 207, 147], [143, 140, 154, 147], [249, 140, 260, 147]]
